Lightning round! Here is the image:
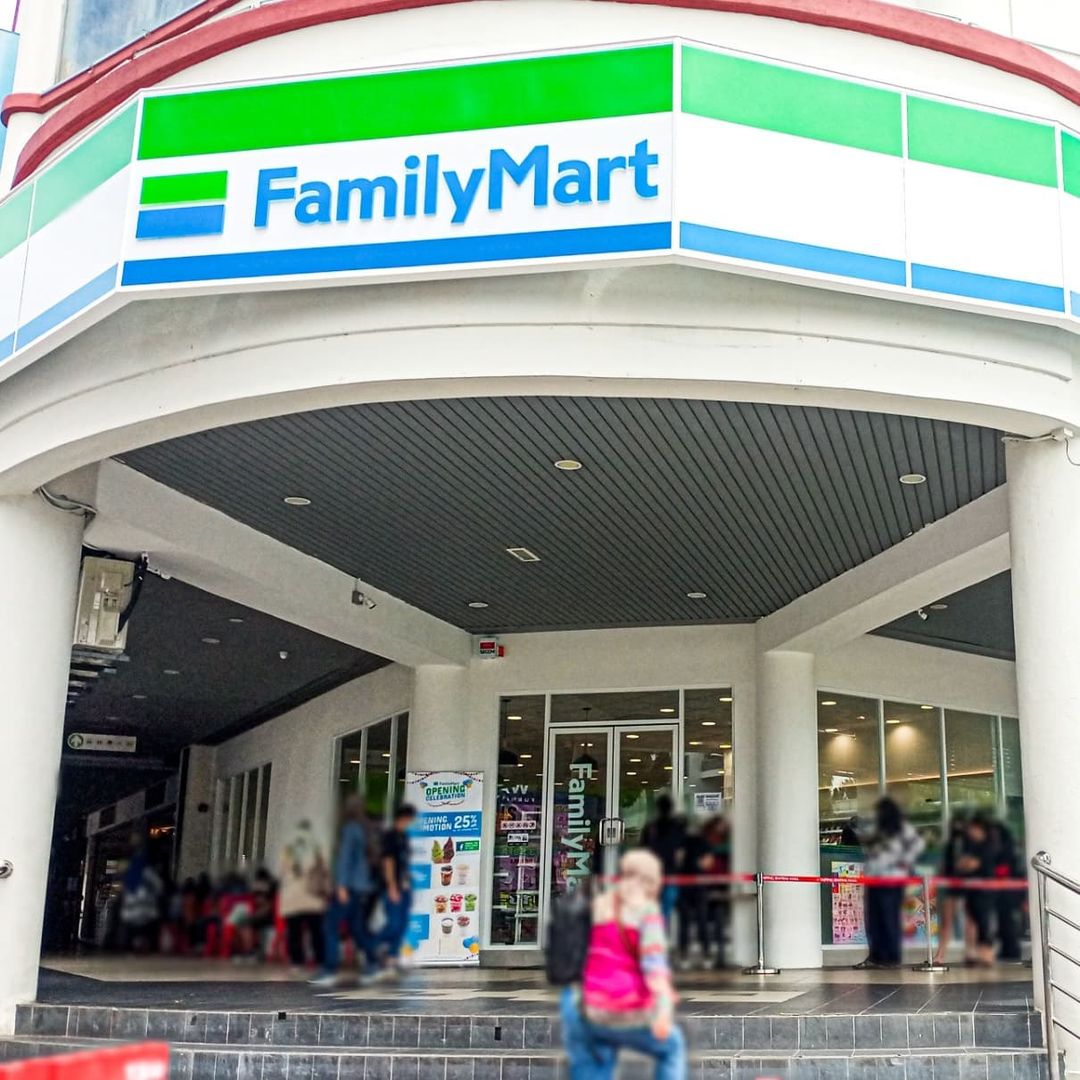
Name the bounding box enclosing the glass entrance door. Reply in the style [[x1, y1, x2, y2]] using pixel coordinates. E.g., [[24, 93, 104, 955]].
[[546, 724, 678, 906]]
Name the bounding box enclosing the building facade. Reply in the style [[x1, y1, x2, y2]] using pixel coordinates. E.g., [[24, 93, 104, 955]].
[[0, 0, 1079, 1037]]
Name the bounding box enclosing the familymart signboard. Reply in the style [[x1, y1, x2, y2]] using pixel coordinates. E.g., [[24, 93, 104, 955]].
[[3, 37, 1080, 368]]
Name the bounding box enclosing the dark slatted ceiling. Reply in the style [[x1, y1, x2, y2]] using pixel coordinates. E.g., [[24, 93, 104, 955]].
[[119, 397, 1006, 633]]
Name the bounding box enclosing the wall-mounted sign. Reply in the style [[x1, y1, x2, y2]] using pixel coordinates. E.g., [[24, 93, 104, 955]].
[[404, 770, 484, 965], [67, 732, 137, 753]]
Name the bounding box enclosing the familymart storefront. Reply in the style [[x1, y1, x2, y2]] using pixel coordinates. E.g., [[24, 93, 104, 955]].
[[2, 0, 1080, 1025]]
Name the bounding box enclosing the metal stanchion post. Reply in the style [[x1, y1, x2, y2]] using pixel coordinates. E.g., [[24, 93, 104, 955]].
[[912, 873, 949, 972], [743, 872, 780, 976]]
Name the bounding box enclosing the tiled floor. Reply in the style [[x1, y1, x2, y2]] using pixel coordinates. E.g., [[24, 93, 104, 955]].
[[37, 959, 1034, 1017]]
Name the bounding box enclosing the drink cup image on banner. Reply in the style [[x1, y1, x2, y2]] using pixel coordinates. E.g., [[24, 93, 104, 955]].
[[405, 771, 484, 965]]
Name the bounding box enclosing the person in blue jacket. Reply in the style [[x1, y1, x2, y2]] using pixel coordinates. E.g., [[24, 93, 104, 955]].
[[310, 795, 379, 987]]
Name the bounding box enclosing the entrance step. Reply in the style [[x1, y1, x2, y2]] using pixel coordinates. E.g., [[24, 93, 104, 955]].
[[13, 1005, 1045, 1054], [0, 1036, 1050, 1080]]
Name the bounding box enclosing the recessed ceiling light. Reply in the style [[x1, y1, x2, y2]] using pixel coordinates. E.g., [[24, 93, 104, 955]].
[[824, 728, 838, 734], [626, 771, 637, 776], [660, 707, 675, 714], [554, 459, 583, 471], [688, 741, 703, 747], [228, 617, 244, 624], [283, 496, 311, 506], [718, 743, 731, 750], [201, 637, 221, 645], [106, 715, 118, 721], [467, 601, 489, 609], [718, 696, 732, 703], [630, 757, 642, 763], [930, 602, 948, 611], [899, 473, 927, 486], [506, 546, 541, 563], [506, 714, 522, 721], [163, 669, 180, 676], [701, 721, 716, 727], [920, 704, 934, 711], [857, 715, 867, 720], [349, 759, 361, 765], [663, 765, 673, 771], [821, 700, 837, 706], [520, 753, 532, 760], [626, 734, 640, 740], [132, 693, 147, 700], [686, 591, 707, 600], [886, 719, 901, 725], [516, 763, 524, 768]]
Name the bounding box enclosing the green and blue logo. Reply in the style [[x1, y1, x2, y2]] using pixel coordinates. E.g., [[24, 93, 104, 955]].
[[136, 170, 228, 239]]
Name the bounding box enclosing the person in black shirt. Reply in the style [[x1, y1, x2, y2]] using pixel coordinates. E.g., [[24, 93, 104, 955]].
[[641, 794, 686, 925], [377, 803, 417, 972], [957, 814, 996, 966]]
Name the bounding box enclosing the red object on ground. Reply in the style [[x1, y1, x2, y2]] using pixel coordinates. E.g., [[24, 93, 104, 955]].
[[0, 1043, 169, 1079]]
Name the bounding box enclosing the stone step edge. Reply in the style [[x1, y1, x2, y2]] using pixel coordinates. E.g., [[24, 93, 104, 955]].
[[1, 1037, 1047, 1061]]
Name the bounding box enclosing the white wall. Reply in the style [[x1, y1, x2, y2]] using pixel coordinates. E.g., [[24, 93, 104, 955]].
[[210, 662, 412, 866]]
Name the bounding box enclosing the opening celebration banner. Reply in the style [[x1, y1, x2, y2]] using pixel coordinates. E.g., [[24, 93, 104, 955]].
[[405, 770, 484, 965]]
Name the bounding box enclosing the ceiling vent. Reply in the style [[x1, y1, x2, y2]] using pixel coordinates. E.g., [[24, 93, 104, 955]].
[[506, 546, 541, 563]]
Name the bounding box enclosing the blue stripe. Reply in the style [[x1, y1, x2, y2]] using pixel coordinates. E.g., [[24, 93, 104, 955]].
[[0, 332, 13, 360], [912, 263, 1065, 312], [136, 204, 225, 239], [121, 222, 672, 285], [16, 265, 117, 350], [1070, 291, 1080, 316], [679, 222, 906, 286]]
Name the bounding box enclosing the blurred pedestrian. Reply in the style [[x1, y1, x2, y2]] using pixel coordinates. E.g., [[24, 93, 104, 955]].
[[676, 820, 710, 966], [934, 812, 970, 965], [990, 817, 1022, 963], [311, 795, 379, 987], [279, 820, 329, 971], [118, 840, 163, 954], [641, 794, 686, 924], [957, 814, 996, 967], [560, 848, 685, 1080], [376, 803, 418, 974], [855, 798, 924, 969]]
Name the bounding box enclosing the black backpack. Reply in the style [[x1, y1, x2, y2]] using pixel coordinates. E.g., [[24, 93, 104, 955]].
[[544, 883, 593, 986]]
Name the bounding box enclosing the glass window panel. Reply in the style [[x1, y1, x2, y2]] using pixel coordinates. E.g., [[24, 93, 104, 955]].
[[364, 719, 393, 823], [1000, 717, 1024, 841], [256, 764, 272, 863], [618, 727, 677, 848], [393, 713, 410, 792], [491, 695, 545, 946], [884, 701, 943, 841], [337, 731, 364, 797], [59, 0, 203, 80], [944, 710, 997, 814], [549, 728, 608, 901], [550, 689, 679, 724], [227, 775, 243, 864], [818, 693, 881, 845], [683, 688, 733, 821], [242, 767, 259, 862]]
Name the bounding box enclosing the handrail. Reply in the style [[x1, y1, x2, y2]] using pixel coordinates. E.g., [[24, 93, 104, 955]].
[[1031, 850, 1080, 1080]]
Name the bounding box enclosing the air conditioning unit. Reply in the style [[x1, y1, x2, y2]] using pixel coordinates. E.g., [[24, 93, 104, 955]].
[[73, 556, 135, 652]]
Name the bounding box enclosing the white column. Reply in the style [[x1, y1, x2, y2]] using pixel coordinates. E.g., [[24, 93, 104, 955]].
[[0, 495, 83, 1033], [409, 663, 470, 772], [1005, 437, 1080, 1007], [730, 672, 758, 967], [756, 648, 822, 968]]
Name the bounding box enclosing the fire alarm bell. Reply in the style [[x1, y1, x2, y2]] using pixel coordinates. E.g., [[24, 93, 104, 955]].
[[477, 637, 504, 659]]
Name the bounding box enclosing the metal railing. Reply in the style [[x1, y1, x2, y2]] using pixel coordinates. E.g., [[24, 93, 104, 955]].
[[1032, 851, 1080, 1080]]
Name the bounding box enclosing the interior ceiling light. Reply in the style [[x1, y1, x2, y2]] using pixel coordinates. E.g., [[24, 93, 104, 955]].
[[718, 696, 732, 703], [554, 459, 583, 471], [701, 721, 716, 727], [626, 734, 640, 740], [886, 719, 901, 725], [930, 603, 949, 611], [630, 757, 642, 763], [506, 714, 522, 721], [163, 669, 180, 676], [228, 617, 245, 624], [506, 546, 541, 563], [133, 694, 147, 700], [920, 704, 934, 710], [467, 601, 489, 609], [201, 637, 221, 645], [626, 771, 637, 776], [899, 473, 927, 486], [660, 707, 675, 714], [820, 700, 837, 706], [283, 496, 312, 506], [688, 741, 703, 747], [520, 753, 532, 759], [718, 743, 731, 750], [686, 591, 707, 600], [824, 727, 839, 734]]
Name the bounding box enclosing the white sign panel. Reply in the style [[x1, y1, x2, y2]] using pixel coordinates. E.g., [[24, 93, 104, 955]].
[[404, 770, 484, 965]]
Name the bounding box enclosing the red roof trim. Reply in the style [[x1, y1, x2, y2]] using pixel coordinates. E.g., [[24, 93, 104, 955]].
[[7, 0, 1080, 185]]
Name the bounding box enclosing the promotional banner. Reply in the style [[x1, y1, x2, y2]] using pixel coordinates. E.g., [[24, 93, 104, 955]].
[[405, 770, 483, 965]]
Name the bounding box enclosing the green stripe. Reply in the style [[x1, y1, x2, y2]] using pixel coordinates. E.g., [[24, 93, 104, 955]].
[[0, 185, 33, 260], [31, 105, 137, 233], [907, 97, 1057, 187], [681, 46, 902, 156], [140, 171, 229, 205], [1062, 131, 1080, 198], [138, 45, 673, 160]]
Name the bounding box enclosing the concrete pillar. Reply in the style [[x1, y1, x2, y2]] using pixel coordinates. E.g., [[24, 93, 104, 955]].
[[175, 745, 216, 882], [1005, 435, 1080, 1008], [730, 672, 758, 967], [0, 0, 65, 190], [409, 664, 469, 772], [756, 648, 822, 968], [0, 495, 83, 1033]]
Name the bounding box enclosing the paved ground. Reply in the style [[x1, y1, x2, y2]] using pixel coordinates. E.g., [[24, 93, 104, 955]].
[[37, 958, 1034, 1017]]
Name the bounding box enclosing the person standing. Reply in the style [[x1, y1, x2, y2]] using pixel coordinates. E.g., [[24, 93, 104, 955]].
[[311, 796, 378, 987], [376, 803, 418, 973], [279, 820, 329, 972], [855, 798, 924, 969], [956, 814, 996, 967], [990, 817, 1022, 963], [641, 794, 686, 925], [560, 848, 686, 1080]]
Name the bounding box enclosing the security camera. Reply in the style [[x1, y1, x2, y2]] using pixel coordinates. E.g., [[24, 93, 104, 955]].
[[917, 608, 928, 621]]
